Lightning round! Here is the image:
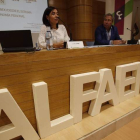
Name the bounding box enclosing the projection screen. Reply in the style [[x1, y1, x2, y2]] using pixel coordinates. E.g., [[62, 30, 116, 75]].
[[0, 0, 48, 33]]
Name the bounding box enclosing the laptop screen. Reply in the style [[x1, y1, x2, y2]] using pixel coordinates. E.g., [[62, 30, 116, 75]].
[[0, 30, 33, 48]]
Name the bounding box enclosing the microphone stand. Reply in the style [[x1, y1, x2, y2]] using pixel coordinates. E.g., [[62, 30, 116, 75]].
[[126, 28, 137, 44], [127, 28, 134, 40], [58, 17, 73, 41]]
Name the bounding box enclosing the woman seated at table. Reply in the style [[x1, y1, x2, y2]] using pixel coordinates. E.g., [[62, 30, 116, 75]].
[[38, 6, 70, 49]]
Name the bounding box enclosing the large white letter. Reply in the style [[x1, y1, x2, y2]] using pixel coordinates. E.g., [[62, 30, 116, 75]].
[[89, 69, 119, 116], [0, 89, 40, 140], [70, 72, 100, 124], [116, 62, 140, 102], [32, 82, 73, 139]]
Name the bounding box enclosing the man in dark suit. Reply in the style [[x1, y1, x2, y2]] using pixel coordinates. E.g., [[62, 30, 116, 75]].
[[94, 13, 126, 45]]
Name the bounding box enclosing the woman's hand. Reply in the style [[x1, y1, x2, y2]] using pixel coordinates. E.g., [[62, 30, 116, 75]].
[[53, 41, 64, 48]]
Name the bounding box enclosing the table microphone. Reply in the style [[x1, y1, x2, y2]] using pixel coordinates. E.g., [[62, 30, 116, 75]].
[[126, 28, 134, 40], [126, 28, 138, 44], [127, 28, 132, 31]]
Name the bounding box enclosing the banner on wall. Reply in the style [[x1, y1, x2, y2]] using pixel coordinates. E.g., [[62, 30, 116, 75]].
[[114, 0, 125, 35], [106, 0, 133, 40], [114, 0, 134, 35]]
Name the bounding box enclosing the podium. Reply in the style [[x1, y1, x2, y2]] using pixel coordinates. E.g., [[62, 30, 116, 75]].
[[1, 44, 140, 140]]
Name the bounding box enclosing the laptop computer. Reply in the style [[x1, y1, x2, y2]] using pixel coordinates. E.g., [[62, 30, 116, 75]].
[[0, 30, 35, 52]]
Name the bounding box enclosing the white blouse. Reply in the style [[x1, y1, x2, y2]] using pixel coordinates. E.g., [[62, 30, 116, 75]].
[[38, 24, 70, 48]]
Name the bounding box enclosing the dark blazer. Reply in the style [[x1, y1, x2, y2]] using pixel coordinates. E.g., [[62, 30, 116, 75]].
[[94, 24, 121, 45]]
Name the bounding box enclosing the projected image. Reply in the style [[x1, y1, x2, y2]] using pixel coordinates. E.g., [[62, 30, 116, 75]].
[[0, 0, 48, 32], [0, 0, 5, 4]]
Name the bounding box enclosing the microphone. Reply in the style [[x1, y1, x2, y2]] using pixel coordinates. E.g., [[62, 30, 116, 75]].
[[58, 17, 73, 41], [127, 28, 132, 32], [126, 28, 134, 40], [126, 28, 138, 44]]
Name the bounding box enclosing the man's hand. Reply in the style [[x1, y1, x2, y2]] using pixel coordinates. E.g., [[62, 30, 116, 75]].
[[121, 40, 126, 44], [113, 40, 126, 45]]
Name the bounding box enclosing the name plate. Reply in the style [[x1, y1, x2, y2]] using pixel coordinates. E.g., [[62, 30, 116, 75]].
[[67, 41, 84, 49]]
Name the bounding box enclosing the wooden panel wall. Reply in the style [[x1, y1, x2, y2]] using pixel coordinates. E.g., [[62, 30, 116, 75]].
[[93, 0, 105, 40], [67, 0, 105, 42], [67, 0, 93, 42]]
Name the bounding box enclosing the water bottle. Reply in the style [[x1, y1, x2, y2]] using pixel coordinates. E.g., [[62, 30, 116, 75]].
[[46, 28, 53, 50]]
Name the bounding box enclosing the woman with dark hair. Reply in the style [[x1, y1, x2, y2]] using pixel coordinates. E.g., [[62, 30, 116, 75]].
[[38, 6, 70, 49]]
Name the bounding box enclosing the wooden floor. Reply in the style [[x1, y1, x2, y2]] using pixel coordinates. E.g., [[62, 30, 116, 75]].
[[102, 117, 140, 140], [41, 95, 140, 140]]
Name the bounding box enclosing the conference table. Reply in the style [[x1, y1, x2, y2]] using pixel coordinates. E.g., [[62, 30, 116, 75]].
[[0, 44, 140, 132]]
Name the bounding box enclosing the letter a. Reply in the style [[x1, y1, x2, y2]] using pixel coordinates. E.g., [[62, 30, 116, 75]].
[[89, 69, 119, 116], [0, 89, 40, 140]]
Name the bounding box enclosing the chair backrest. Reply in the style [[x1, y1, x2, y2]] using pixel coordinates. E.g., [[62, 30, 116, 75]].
[[86, 41, 95, 46]]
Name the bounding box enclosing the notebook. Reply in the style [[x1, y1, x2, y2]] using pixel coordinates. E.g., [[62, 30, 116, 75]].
[[0, 30, 35, 52]]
